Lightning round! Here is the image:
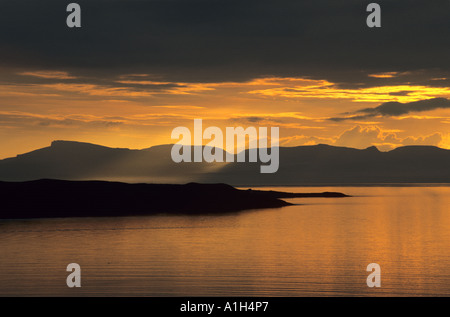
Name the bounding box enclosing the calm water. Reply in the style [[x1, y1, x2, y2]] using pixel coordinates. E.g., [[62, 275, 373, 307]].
[[1, 186, 450, 296]]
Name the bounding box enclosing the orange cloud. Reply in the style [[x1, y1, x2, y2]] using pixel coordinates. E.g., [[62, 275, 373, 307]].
[[18, 71, 77, 80], [368, 72, 398, 78], [280, 125, 447, 151], [39, 83, 154, 97], [334, 125, 443, 150], [249, 82, 450, 103], [8, 74, 450, 104]]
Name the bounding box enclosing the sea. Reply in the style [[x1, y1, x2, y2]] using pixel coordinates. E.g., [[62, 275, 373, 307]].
[[0, 186, 449, 296]]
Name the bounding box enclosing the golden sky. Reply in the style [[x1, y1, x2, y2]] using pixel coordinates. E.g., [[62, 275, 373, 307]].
[[0, 70, 449, 159]]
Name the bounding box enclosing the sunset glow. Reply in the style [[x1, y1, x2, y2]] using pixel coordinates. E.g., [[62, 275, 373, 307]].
[[0, 71, 449, 158]]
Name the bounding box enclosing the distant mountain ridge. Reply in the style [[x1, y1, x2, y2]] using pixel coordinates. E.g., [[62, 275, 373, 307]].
[[0, 140, 449, 185]]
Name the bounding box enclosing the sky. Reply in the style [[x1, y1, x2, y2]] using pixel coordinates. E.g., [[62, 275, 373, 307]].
[[0, 0, 450, 158]]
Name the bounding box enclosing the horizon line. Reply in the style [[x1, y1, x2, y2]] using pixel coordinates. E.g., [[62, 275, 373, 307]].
[[1, 139, 449, 161]]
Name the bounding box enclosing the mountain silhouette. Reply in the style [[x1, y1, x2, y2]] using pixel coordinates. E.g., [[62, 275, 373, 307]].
[[200, 144, 450, 185], [0, 141, 449, 185], [0, 141, 224, 183]]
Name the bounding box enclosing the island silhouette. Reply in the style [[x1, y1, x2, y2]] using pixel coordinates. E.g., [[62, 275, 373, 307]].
[[0, 179, 348, 219]]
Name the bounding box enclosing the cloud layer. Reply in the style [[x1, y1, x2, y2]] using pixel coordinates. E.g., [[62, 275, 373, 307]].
[[1, 0, 450, 86], [334, 125, 443, 150], [331, 98, 450, 121], [281, 125, 446, 151]]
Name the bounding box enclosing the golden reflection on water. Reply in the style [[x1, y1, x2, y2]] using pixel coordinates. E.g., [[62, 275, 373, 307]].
[[0, 186, 449, 296]]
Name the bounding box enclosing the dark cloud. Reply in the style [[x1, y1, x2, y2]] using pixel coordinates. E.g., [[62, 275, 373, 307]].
[[330, 98, 450, 121], [388, 91, 411, 96], [0, 0, 449, 85], [245, 117, 264, 123], [0, 113, 124, 128], [358, 98, 450, 116]]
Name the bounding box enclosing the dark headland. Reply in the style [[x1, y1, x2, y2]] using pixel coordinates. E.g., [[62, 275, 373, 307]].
[[0, 179, 349, 219]]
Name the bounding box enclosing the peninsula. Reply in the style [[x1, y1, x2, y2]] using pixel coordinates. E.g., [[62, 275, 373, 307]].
[[0, 179, 349, 219]]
